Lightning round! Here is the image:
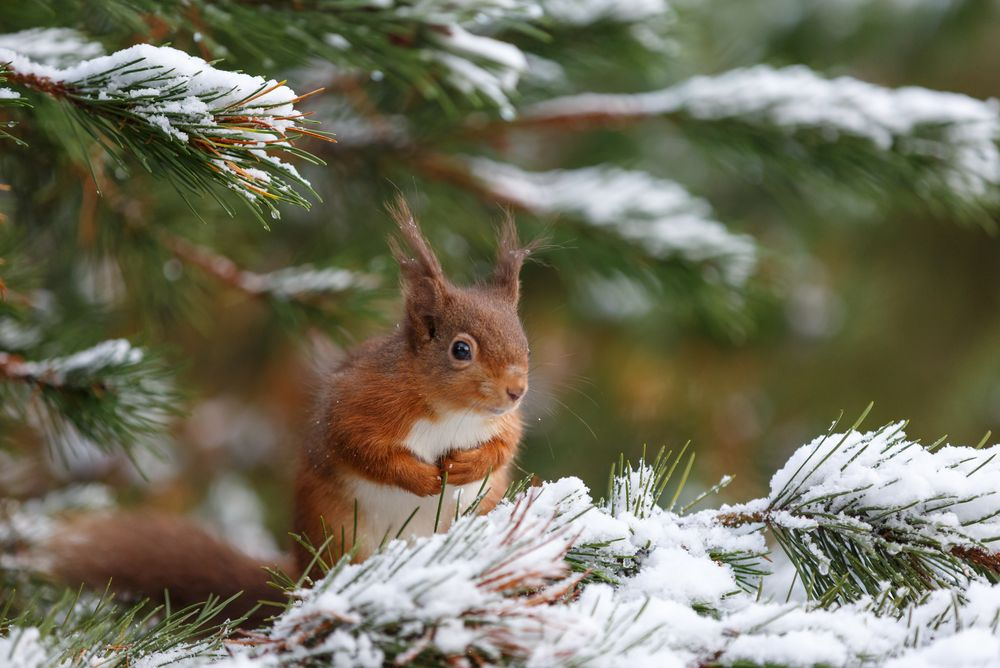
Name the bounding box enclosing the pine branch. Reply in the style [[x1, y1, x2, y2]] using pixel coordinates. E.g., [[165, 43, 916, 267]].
[[0, 340, 178, 466], [22, 0, 543, 114], [715, 414, 1000, 607], [455, 156, 757, 287], [237, 490, 581, 665], [0, 584, 241, 668], [1, 44, 329, 223], [160, 232, 378, 309], [482, 65, 1000, 223], [0, 63, 28, 146]]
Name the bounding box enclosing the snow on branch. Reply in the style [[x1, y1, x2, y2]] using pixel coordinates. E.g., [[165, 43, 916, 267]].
[[715, 413, 1000, 605], [515, 65, 1000, 205], [0, 339, 177, 463], [541, 0, 671, 25], [430, 25, 527, 119], [465, 157, 757, 286], [248, 491, 579, 665], [161, 233, 378, 307], [5, 423, 1000, 665], [0, 28, 104, 67], [0, 43, 330, 222], [223, 427, 1000, 665]]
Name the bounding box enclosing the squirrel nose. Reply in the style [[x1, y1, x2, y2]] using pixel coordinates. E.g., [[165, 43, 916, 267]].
[[506, 384, 525, 402]]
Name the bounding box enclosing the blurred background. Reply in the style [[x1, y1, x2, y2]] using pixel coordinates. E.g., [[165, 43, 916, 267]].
[[2, 0, 999, 553]]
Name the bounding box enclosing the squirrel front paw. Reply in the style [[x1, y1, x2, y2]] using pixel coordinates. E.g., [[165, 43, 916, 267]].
[[440, 448, 498, 486], [398, 460, 444, 497]]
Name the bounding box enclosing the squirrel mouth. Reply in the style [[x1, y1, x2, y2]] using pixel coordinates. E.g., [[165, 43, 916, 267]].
[[487, 401, 521, 416]]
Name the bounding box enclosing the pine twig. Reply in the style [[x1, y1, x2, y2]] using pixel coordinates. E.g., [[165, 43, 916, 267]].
[[1, 44, 331, 223], [0, 340, 178, 464], [159, 231, 377, 307]]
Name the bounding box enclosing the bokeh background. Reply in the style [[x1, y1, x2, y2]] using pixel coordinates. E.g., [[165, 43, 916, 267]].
[[2, 0, 999, 553]]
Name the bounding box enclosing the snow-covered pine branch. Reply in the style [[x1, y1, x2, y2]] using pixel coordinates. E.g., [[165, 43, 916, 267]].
[[0, 339, 177, 463], [715, 413, 1000, 606], [513, 65, 1000, 217], [161, 233, 378, 309], [248, 491, 579, 665], [4, 421, 1000, 665], [0, 41, 328, 223], [17, 0, 672, 119], [231, 423, 1000, 666], [464, 157, 757, 287], [540, 0, 671, 26], [0, 587, 234, 668]]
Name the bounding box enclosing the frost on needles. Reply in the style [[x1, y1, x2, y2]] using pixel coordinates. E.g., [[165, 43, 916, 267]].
[[5, 419, 1000, 667], [521, 65, 1000, 218], [225, 422, 1000, 666], [0, 339, 176, 464], [0, 41, 328, 222], [465, 158, 757, 288]]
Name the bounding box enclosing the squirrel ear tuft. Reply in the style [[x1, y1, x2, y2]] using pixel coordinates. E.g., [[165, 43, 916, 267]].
[[388, 196, 445, 284], [492, 211, 536, 304], [387, 196, 448, 348]]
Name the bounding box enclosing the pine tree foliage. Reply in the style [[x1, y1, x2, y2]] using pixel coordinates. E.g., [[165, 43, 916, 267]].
[[0, 340, 176, 464], [15, 0, 544, 113], [719, 416, 1000, 609], [1, 0, 999, 665], [6, 420, 1000, 666], [1, 38, 328, 223], [508, 64, 1000, 224], [0, 585, 241, 668]]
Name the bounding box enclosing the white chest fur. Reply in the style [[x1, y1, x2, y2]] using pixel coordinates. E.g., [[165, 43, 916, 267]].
[[402, 410, 501, 463], [350, 478, 485, 552], [350, 410, 501, 552]]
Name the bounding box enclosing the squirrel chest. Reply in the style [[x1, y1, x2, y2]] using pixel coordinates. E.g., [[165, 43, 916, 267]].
[[350, 411, 504, 548], [402, 410, 503, 463]]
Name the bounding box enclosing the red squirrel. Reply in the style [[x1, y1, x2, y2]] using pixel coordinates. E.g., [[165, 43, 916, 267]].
[[294, 197, 531, 566], [36, 198, 533, 621]]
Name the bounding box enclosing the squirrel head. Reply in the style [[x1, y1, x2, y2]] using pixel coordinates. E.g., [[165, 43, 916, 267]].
[[388, 197, 533, 417]]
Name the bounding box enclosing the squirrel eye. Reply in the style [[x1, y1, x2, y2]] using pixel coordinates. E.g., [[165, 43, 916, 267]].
[[451, 340, 473, 362]]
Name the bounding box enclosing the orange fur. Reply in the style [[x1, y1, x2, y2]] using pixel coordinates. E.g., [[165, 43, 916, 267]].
[[293, 198, 533, 569], [40, 198, 534, 618], [45, 513, 288, 625]]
